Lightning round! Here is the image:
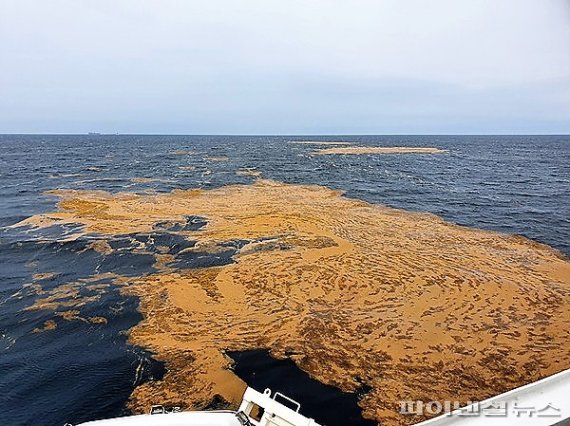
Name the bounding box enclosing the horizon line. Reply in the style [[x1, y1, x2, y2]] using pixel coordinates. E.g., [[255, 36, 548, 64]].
[[1, 133, 569, 137]]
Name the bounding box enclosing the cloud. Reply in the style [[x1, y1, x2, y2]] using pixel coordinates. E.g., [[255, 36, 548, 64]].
[[0, 0, 569, 133]]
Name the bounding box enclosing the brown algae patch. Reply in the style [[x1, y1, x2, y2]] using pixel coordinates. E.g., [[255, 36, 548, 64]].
[[32, 272, 59, 281], [33, 320, 58, 333], [171, 150, 196, 156], [236, 168, 262, 177], [56, 310, 108, 325], [19, 180, 570, 425], [24, 278, 112, 312], [129, 178, 174, 184], [87, 240, 114, 255], [314, 146, 446, 155]]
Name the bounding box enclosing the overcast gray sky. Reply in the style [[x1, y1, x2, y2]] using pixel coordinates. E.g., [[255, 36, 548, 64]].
[[1, 0, 569, 134]]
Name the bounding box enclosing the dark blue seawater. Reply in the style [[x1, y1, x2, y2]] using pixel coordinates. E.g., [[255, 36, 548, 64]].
[[0, 135, 568, 425], [227, 350, 375, 426]]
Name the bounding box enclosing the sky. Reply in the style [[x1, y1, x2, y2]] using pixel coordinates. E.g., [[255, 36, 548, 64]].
[[0, 0, 569, 134]]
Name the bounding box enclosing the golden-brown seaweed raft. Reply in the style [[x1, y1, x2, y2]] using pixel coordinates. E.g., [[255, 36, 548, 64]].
[[313, 146, 446, 155], [20, 180, 570, 425]]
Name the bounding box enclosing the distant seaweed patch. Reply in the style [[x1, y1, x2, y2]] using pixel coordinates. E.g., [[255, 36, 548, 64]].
[[129, 177, 175, 184], [206, 156, 229, 162], [236, 168, 262, 177], [313, 146, 447, 155], [171, 150, 196, 155]]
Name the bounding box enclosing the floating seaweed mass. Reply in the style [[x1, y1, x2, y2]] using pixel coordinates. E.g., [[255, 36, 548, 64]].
[[17, 179, 570, 425]]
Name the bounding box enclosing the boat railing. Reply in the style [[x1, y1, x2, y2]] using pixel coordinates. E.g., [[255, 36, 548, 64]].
[[238, 387, 322, 426]]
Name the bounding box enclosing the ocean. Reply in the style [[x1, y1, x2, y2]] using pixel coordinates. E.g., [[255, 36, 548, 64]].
[[0, 135, 568, 425]]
